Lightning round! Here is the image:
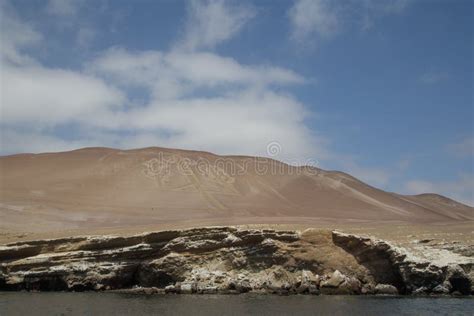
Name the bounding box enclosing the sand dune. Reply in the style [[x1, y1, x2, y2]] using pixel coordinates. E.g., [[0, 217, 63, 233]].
[[0, 147, 472, 234]]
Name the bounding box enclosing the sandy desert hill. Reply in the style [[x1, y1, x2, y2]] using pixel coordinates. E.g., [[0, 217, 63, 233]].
[[0, 147, 472, 237]]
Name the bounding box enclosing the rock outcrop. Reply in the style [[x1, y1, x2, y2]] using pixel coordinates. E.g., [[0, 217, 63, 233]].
[[332, 231, 473, 295], [0, 227, 472, 295]]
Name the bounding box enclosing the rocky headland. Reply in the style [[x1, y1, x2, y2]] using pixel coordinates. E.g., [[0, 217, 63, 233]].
[[0, 227, 472, 296]]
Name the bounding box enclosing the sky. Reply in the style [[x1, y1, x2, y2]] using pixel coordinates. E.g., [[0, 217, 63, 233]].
[[0, 0, 473, 205]]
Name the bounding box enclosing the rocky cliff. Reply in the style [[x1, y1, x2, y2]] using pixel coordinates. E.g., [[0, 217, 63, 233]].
[[0, 227, 472, 295]]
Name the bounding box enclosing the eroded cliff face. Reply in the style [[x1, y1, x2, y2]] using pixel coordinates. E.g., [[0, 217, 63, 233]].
[[332, 232, 473, 295], [0, 227, 472, 295]]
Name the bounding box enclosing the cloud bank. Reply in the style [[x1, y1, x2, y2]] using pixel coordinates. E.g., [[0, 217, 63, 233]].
[[0, 0, 324, 164]]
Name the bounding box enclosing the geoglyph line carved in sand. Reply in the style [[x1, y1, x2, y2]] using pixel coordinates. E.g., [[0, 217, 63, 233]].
[[141, 153, 237, 209]]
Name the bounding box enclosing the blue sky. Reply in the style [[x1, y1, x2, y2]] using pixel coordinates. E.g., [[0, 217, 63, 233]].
[[0, 0, 473, 204]]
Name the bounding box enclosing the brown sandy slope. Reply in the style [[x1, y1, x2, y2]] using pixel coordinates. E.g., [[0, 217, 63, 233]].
[[0, 147, 472, 237]]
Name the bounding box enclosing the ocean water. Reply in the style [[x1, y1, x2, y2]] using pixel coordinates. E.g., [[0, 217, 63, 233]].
[[0, 292, 472, 316]]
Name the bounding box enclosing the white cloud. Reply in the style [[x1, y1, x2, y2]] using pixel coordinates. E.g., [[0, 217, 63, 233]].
[[1, 63, 125, 127], [84, 47, 321, 160], [178, 0, 256, 50], [0, 2, 124, 149], [404, 175, 474, 206], [1, 53, 317, 161], [118, 91, 322, 160], [1, 41, 322, 160], [88, 48, 304, 98], [0, 4, 323, 162], [46, 0, 81, 17], [0, 1, 42, 66], [289, 0, 339, 43]]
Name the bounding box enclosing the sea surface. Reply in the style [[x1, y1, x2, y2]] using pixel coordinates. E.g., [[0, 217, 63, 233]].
[[0, 292, 473, 316]]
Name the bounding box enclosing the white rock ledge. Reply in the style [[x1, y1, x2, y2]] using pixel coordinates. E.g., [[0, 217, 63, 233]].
[[0, 227, 472, 295]]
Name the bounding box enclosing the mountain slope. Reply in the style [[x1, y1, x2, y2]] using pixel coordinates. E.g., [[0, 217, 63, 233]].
[[0, 147, 472, 233]]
